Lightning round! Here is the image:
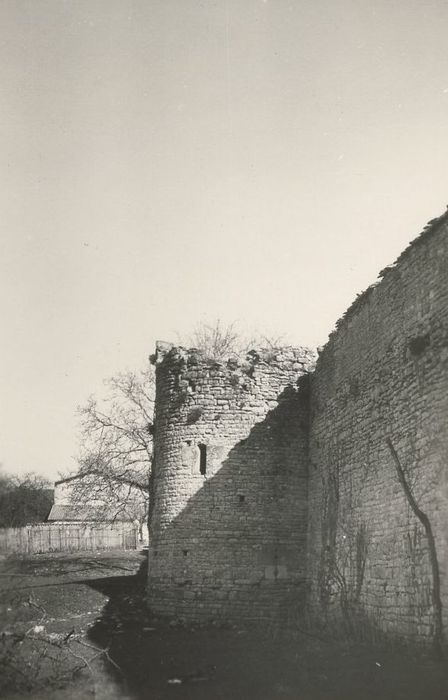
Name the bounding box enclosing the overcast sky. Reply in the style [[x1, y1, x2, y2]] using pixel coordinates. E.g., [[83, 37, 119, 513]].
[[1, 0, 448, 481]]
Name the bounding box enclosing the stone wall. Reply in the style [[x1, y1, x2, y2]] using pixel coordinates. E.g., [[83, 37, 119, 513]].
[[307, 213, 448, 640], [147, 210, 448, 642], [148, 343, 315, 622]]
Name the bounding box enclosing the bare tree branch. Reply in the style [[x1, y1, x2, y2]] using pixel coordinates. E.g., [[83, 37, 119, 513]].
[[0, 470, 53, 527], [65, 366, 155, 532], [186, 319, 291, 362]]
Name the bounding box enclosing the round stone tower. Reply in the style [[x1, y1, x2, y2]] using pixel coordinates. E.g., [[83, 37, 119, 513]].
[[147, 341, 315, 623]]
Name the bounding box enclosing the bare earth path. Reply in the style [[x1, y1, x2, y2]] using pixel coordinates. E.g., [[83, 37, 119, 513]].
[[1, 550, 447, 699]]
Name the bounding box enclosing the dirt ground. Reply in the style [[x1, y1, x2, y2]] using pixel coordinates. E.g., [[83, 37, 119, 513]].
[[1, 550, 447, 700]]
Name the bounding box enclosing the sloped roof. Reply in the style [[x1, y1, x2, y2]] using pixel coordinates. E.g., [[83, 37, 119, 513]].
[[54, 475, 81, 486], [47, 504, 134, 522]]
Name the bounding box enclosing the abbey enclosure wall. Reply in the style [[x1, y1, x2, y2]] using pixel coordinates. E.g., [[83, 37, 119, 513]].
[[149, 212, 448, 641], [308, 216, 448, 639]]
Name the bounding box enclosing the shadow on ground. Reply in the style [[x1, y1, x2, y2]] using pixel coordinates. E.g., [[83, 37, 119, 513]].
[[84, 554, 448, 700]]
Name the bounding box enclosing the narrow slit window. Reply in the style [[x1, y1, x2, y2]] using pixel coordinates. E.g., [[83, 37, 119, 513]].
[[198, 443, 207, 475]]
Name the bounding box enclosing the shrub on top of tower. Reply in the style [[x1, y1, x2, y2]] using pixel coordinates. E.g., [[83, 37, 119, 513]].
[[185, 319, 289, 363]]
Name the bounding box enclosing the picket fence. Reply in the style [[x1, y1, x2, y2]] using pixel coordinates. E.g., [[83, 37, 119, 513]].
[[0, 522, 139, 555]]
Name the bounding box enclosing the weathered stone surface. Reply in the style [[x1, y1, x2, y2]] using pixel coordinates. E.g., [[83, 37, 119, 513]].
[[148, 345, 315, 622], [307, 214, 448, 640], [148, 211, 448, 642]]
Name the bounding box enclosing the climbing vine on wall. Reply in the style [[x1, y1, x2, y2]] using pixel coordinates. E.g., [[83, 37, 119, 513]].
[[318, 442, 370, 635], [386, 437, 444, 656]]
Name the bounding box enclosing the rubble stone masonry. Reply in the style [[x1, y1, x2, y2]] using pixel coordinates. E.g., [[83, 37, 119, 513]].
[[148, 210, 448, 641], [148, 344, 315, 622], [308, 213, 448, 640]]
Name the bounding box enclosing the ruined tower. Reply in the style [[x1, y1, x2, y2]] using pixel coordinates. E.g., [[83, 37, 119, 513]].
[[148, 343, 316, 622], [146, 211, 448, 643]]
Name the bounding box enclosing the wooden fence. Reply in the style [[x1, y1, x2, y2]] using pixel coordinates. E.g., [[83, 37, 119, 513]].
[[0, 522, 139, 555]]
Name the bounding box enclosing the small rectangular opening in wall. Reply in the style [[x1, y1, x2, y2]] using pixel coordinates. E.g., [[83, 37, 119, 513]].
[[198, 443, 207, 475], [239, 495, 245, 503], [182, 549, 189, 557]]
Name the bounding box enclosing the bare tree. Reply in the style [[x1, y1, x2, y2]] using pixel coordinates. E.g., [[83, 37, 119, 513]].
[[187, 319, 288, 362], [69, 367, 154, 533], [0, 470, 53, 528]]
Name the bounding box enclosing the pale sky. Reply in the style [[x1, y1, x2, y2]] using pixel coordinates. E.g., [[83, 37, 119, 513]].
[[1, 0, 448, 481]]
